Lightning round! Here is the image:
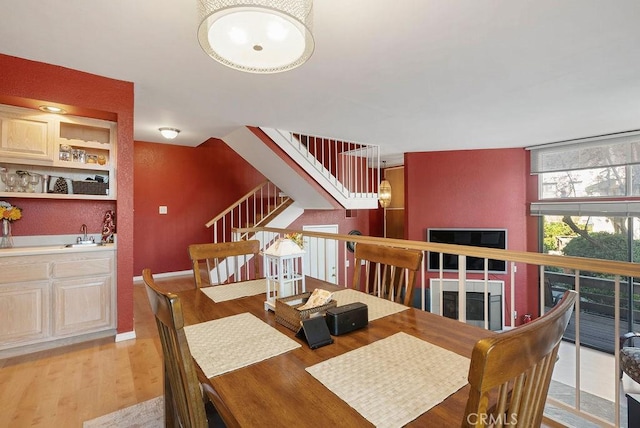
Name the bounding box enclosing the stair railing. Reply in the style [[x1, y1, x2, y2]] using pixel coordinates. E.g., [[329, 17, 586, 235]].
[[261, 128, 381, 202], [205, 180, 289, 244]]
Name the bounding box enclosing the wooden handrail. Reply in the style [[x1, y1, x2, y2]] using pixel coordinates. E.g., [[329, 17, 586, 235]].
[[205, 180, 273, 228], [237, 226, 640, 278]]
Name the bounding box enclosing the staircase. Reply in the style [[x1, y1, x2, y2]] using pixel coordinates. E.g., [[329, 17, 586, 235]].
[[205, 180, 302, 243], [205, 126, 380, 282], [204, 180, 303, 283], [223, 126, 381, 210]]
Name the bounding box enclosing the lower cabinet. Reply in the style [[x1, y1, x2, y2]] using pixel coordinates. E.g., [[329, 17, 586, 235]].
[[0, 280, 50, 346], [0, 249, 116, 355], [53, 275, 112, 336]]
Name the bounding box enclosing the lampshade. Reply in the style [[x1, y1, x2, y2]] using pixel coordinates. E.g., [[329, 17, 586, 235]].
[[378, 179, 392, 208], [159, 127, 180, 139], [197, 0, 315, 73]]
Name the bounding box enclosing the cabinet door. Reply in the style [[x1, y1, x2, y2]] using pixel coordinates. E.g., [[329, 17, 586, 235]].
[[0, 113, 53, 162], [52, 275, 113, 336], [0, 281, 50, 348]]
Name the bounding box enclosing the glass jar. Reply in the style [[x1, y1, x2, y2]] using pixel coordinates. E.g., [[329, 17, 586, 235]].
[[59, 145, 71, 161]]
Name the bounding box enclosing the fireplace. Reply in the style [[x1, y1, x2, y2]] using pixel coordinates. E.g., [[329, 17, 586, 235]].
[[442, 291, 502, 331], [430, 279, 504, 331]]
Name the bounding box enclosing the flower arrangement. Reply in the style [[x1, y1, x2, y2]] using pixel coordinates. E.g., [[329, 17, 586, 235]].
[[284, 233, 304, 249], [0, 201, 22, 222]]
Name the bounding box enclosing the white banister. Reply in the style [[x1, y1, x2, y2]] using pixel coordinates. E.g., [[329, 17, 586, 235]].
[[260, 127, 381, 209]]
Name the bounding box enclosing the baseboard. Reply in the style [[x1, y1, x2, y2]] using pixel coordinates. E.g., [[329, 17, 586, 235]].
[[115, 331, 137, 342]]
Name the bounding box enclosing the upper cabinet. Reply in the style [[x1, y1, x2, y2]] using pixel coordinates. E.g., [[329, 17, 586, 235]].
[[0, 104, 116, 200], [0, 108, 54, 163]]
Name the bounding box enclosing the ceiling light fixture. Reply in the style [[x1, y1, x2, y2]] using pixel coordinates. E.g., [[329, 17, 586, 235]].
[[197, 0, 315, 74], [159, 127, 181, 139], [39, 105, 66, 114]]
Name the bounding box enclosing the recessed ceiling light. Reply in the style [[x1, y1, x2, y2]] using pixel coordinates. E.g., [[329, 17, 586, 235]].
[[159, 127, 181, 139], [39, 105, 66, 114]]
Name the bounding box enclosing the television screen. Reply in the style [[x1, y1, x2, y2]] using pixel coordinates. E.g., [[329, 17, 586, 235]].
[[427, 228, 507, 273]]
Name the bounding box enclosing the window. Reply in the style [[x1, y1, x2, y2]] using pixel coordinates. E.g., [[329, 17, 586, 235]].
[[529, 132, 640, 353], [530, 131, 640, 200]]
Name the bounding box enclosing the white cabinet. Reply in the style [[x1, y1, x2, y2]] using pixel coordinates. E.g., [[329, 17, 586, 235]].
[[52, 276, 112, 336], [0, 109, 54, 163], [0, 104, 117, 200], [0, 280, 50, 346], [52, 253, 114, 336], [0, 249, 116, 356]]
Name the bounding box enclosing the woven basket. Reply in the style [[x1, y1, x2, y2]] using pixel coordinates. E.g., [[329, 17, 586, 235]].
[[275, 292, 337, 331], [72, 180, 109, 195]]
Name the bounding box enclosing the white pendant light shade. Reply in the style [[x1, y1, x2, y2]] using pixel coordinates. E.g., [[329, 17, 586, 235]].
[[378, 179, 392, 208], [197, 0, 315, 73]]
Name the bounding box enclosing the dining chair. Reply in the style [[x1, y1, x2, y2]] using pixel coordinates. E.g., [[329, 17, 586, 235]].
[[463, 290, 577, 427], [142, 268, 239, 428], [352, 243, 423, 306], [188, 240, 261, 288], [620, 331, 640, 385]]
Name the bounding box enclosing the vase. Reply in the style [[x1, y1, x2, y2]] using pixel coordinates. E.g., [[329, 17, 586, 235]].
[[0, 219, 13, 248]]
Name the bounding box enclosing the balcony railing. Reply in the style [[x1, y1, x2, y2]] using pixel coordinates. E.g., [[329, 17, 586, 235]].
[[234, 226, 640, 427]]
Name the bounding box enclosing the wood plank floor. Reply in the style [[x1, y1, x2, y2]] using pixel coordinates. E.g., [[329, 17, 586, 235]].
[[0, 274, 195, 428]]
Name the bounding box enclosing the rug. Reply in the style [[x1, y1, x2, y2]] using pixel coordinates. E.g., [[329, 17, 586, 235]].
[[83, 396, 163, 428]]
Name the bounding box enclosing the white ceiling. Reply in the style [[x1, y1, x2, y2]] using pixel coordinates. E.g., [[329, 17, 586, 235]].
[[2, 0, 640, 164]]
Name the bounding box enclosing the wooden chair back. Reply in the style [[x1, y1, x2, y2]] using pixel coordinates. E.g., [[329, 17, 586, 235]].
[[352, 243, 423, 306], [143, 268, 238, 428], [188, 240, 261, 288], [463, 290, 577, 427]]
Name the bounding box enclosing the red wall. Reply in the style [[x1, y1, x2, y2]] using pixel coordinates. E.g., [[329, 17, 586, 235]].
[[133, 137, 375, 284], [0, 54, 135, 333], [133, 139, 266, 275], [405, 148, 538, 322]]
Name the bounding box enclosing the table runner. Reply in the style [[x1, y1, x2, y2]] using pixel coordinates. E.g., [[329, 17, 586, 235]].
[[184, 312, 300, 378], [332, 288, 408, 321], [200, 279, 266, 302], [306, 332, 470, 428]]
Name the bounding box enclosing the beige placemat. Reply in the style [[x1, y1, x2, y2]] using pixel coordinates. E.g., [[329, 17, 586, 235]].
[[306, 332, 470, 428], [184, 312, 300, 378], [332, 288, 409, 321], [200, 279, 266, 302]]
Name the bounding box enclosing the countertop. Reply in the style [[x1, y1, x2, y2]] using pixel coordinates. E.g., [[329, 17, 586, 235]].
[[0, 234, 116, 257], [0, 243, 116, 257]]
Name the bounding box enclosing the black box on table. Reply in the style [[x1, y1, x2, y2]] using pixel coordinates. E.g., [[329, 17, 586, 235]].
[[325, 302, 368, 336]]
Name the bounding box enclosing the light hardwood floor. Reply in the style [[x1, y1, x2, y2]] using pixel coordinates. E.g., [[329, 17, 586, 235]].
[[0, 274, 194, 428]]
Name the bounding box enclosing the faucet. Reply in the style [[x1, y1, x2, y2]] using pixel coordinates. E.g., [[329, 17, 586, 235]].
[[77, 224, 94, 244]]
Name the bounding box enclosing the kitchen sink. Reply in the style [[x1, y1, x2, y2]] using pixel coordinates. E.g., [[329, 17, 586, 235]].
[[64, 242, 106, 248]]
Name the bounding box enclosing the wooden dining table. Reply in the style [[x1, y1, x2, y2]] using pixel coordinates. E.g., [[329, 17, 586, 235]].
[[176, 277, 495, 427]]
